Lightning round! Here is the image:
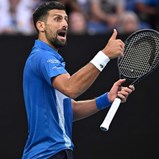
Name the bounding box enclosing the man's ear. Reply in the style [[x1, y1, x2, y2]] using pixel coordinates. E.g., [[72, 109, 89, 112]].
[[36, 21, 45, 32]]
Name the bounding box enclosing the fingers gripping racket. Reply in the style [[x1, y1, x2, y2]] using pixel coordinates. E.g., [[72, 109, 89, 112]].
[[100, 29, 159, 131]]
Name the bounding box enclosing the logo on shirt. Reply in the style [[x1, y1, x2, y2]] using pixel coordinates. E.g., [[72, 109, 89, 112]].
[[47, 59, 60, 64]]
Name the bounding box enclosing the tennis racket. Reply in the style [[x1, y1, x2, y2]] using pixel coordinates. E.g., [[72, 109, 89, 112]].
[[100, 29, 159, 131]]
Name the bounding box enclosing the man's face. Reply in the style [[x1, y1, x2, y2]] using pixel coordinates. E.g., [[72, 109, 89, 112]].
[[44, 9, 68, 49]]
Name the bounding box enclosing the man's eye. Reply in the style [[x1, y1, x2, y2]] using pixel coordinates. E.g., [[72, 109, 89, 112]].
[[55, 17, 62, 21]]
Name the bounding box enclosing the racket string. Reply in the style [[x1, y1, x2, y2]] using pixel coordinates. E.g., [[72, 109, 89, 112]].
[[118, 30, 159, 81]]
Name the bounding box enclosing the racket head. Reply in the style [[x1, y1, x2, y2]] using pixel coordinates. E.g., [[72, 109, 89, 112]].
[[118, 29, 159, 85]]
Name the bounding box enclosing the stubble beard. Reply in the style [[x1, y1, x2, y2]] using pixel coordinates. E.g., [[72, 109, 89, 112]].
[[46, 32, 67, 49], [51, 36, 66, 49]]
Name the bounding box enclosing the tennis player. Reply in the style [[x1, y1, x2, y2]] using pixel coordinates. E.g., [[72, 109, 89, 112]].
[[22, 1, 135, 159]]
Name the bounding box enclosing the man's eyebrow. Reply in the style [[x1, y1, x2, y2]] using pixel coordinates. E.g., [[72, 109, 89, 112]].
[[52, 14, 68, 18]]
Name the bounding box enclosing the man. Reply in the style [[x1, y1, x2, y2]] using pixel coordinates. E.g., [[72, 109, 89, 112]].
[[22, 1, 135, 159]]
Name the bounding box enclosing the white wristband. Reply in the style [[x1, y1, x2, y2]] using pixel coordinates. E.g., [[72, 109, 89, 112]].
[[90, 51, 110, 71]]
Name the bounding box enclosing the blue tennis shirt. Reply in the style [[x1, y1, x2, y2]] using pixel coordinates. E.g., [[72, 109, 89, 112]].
[[22, 40, 74, 159]]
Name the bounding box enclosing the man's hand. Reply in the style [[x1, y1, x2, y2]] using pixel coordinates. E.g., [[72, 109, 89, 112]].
[[108, 79, 135, 103], [102, 29, 125, 59]]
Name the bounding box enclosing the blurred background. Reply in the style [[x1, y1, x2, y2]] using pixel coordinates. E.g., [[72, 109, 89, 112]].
[[0, 0, 159, 159], [0, 0, 159, 35]]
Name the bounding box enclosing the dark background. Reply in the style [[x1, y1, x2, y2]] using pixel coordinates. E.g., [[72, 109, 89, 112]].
[[0, 33, 159, 159]]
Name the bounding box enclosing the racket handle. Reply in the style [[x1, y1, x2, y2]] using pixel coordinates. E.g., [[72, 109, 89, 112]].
[[100, 97, 121, 131]]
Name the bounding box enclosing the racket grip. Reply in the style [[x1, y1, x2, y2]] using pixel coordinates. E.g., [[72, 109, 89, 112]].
[[100, 97, 121, 131]]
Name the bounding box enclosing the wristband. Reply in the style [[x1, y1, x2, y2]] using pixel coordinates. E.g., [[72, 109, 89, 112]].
[[96, 92, 112, 110], [90, 51, 110, 71]]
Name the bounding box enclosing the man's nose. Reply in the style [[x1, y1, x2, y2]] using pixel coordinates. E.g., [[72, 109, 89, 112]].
[[62, 19, 68, 28]]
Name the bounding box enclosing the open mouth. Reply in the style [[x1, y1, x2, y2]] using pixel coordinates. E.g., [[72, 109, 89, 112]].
[[58, 31, 66, 37], [57, 30, 67, 40]]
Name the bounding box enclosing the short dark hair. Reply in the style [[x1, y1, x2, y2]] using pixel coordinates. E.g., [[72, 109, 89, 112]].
[[33, 1, 66, 32]]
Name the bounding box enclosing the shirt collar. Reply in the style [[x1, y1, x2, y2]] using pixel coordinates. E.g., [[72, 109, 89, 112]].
[[34, 39, 64, 61]]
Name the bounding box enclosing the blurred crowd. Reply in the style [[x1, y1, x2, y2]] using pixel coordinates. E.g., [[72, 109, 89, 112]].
[[0, 0, 159, 35]]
